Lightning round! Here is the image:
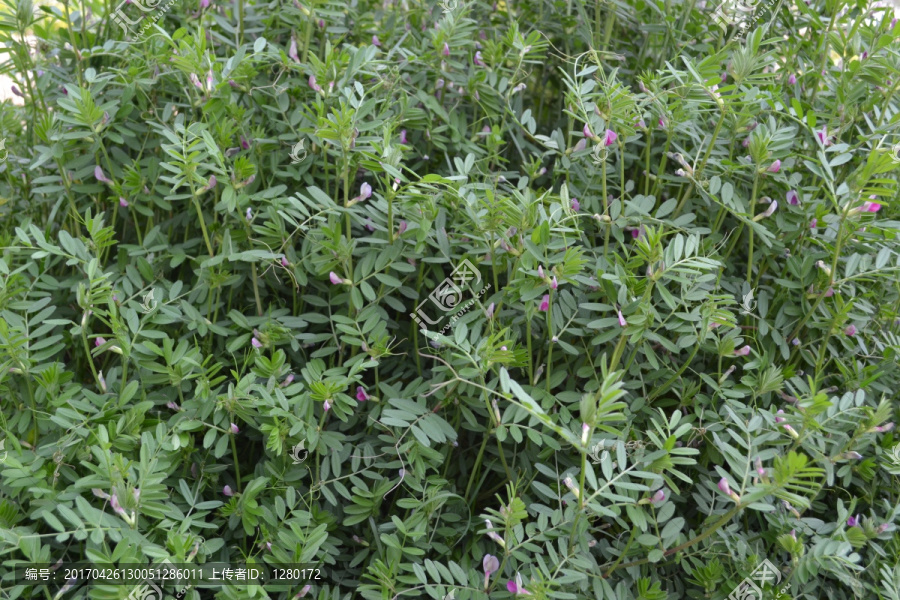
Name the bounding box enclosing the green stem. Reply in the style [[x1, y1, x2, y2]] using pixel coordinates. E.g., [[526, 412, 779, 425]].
[[746, 173, 760, 284]]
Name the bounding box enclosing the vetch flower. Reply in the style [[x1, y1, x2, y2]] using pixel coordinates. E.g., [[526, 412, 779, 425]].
[[282, 374, 295, 387], [871, 423, 895, 433], [356, 182, 373, 202], [223, 485, 234, 497], [816, 126, 830, 146], [95, 337, 107, 347], [842, 451, 863, 460], [604, 129, 617, 146], [775, 409, 786, 423], [356, 386, 369, 402], [734, 345, 751, 356], [308, 75, 321, 92], [787, 190, 800, 205], [550, 276, 558, 290], [119, 197, 129, 207], [295, 585, 311, 598], [482, 554, 500, 588], [442, 42, 450, 56], [251, 337, 262, 349], [245, 207, 253, 221], [539, 294, 550, 312], [767, 159, 781, 173], [742, 137, 751, 148], [538, 265, 545, 279], [486, 302, 495, 319], [289, 36, 300, 62], [484, 519, 506, 547], [281, 256, 290, 267], [474, 51, 484, 66], [617, 309, 627, 328], [810, 218, 817, 228], [788, 73, 797, 85], [847, 514, 860, 527], [718, 477, 732, 496], [399, 129, 407, 144], [95, 166, 112, 183], [754, 200, 777, 221], [372, 35, 382, 46], [507, 572, 529, 596], [583, 124, 593, 138], [755, 457, 765, 477], [651, 488, 666, 504], [323, 399, 331, 412], [230, 423, 239, 434], [844, 324, 857, 336], [571, 198, 580, 211]]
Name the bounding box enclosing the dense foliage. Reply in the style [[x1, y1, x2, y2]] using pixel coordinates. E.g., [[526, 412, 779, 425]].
[[1, 0, 900, 598]]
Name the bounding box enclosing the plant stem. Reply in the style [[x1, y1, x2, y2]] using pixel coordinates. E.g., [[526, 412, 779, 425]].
[[746, 173, 760, 284]]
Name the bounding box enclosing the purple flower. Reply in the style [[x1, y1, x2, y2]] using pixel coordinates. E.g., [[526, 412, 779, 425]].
[[583, 124, 593, 138], [483, 554, 500, 581], [289, 37, 299, 62], [617, 309, 627, 328], [571, 198, 580, 211], [718, 477, 732, 496], [604, 129, 617, 146], [787, 190, 799, 205], [861, 51, 868, 60], [167, 401, 181, 411], [844, 324, 857, 336], [767, 159, 781, 173], [282, 374, 295, 387], [791, 338, 800, 346], [538, 265, 545, 279], [442, 42, 450, 56], [742, 137, 751, 148], [637, 119, 646, 128], [397, 221, 408, 235], [356, 386, 369, 402], [199, 0, 209, 8], [775, 410, 785, 423], [734, 345, 751, 356], [281, 256, 289, 267], [11, 84, 22, 97], [372, 35, 382, 47], [658, 117, 666, 128], [230, 423, 239, 434], [539, 294, 550, 312], [323, 399, 331, 412], [788, 73, 797, 85], [474, 51, 484, 66], [550, 276, 558, 290], [240, 136, 251, 150], [847, 514, 860, 527], [94, 166, 112, 184], [651, 489, 666, 504], [329, 271, 343, 285], [824, 287, 834, 297], [862, 201, 882, 213], [206, 175, 217, 190], [223, 485, 234, 496], [246, 207, 253, 221], [95, 337, 106, 347], [190, 73, 203, 90], [507, 572, 527, 596], [358, 182, 373, 201], [755, 457, 765, 476], [399, 129, 407, 144], [251, 337, 262, 349], [757, 200, 778, 219], [810, 218, 817, 228], [296, 586, 311, 598], [486, 302, 495, 319], [119, 197, 129, 207], [816, 126, 830, 146], [308, 75, 321, 92]]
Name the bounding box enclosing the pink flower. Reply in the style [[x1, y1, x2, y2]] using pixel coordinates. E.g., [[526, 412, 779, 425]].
[[734, 345, 751, 356], [658, 117, 666, 128], [119, 197, 129, 207], [206, 175, 217, 190], [189, 73, 203, 90], [251, 337, 262, 349], [372, 35, 382, 47], [282, 374, 295, 387], [483, 554, 500, 584], [617, 309, 627, 328], [651, 489, 666, 504], [230, 423, 239, 434], [308, 75, 321, 92], [757, 200, 777, 219], [775, 409, 785, 423], [550, 276, 558, 290], [844, 324, 857, 336], [571, 198, 580, 211], [787, 190, 799, 205], [365, 217, 375, 232], [296, 585, 312, 598], [442, 42, 450, 56], [397, 221, 408, 235], [810, 218, 817, 228], [862, 201, 882, 213], [94, 166, 112, 183], [399, 129, 407, 144], [573, 139, 586, 152], [323, 399, 331, 412], [223, 485, 234, 496], [742, 137, 751, 148], [166, 401, 180, 411], [755, 457, 765, 476], [847, 514, 860, 527], [486, 302, 495, 319], [816, 126, 830, 146], [358, 182, 372, 201], [538, 265, 545, 279], [95, 337, 107, 347], [281, 256, 289, 267], [604, 129, 617, 146], [356, 386, 369, 402], [474, 51, 484, 66], [329, 272, 343, 285], [289, 36, 299, 62], [539, 294, 550, 312], [788, 74, 797, 85], [583, 124, 593, 138], [767, 159, 781, 173], [717, 477, 732, 496]]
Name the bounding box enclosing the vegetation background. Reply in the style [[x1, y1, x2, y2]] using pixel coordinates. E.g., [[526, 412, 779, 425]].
[[0, 0, 899, 598]]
